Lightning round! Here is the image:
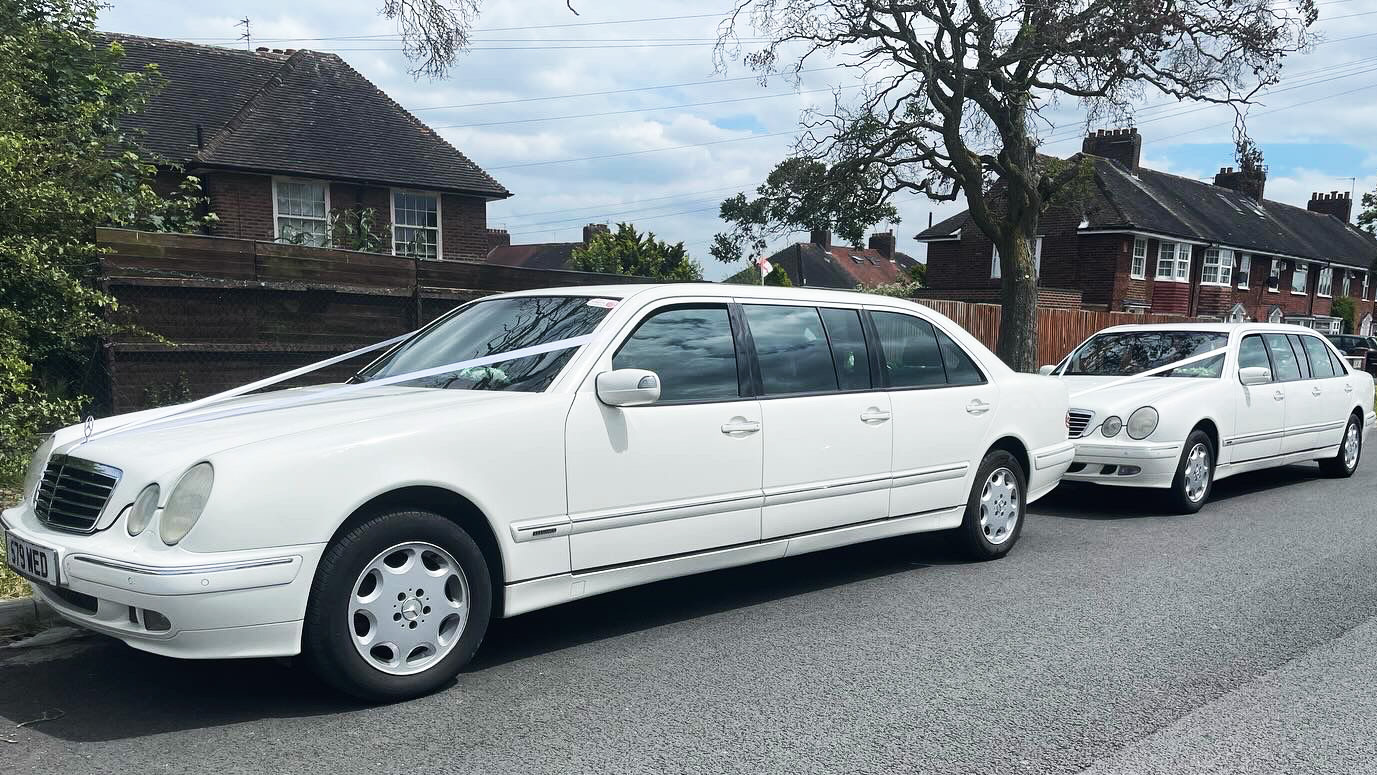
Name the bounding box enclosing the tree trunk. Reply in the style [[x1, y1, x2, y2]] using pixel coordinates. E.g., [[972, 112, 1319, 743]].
[[995, 233, 1039, 372]]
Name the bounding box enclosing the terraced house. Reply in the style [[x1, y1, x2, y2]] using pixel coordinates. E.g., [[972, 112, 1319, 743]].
[[917, 128, 1377, 336], [102, 32, 510, 260]]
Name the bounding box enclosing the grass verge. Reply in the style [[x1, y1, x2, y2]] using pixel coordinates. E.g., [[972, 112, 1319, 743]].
[[0, 486, 30, 600]]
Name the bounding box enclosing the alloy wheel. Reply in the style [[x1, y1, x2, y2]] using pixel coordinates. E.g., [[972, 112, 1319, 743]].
[[1184, 443, 1211, 503], [979, 467, 1020, 545], [348, 542, 470, 676]]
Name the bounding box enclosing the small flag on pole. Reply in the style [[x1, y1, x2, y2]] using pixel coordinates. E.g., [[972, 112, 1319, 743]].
[[755, 255, 773, 279]]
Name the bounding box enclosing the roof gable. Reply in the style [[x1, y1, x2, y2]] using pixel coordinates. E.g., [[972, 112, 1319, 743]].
[[99, 32, 509, 199]]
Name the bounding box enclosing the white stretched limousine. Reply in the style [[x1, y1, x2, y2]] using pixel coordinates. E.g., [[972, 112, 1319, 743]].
[[1044, 323, 1376, 512], [4, 285, 1073, 701]]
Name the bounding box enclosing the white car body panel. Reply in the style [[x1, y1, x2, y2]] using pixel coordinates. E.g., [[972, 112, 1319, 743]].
[[1055, 322, 1377, 491], [2, 284, 1074, 660]]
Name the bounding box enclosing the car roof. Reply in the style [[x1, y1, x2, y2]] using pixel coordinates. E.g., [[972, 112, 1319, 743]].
[[492, 282, 910, 307], [1092, 322, 1329, 335]]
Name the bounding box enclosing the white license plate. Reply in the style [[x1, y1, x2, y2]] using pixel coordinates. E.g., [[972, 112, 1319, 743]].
[[5, 531, 59, 585]]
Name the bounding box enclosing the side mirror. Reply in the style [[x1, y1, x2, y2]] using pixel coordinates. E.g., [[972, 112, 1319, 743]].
[[1037, 364, 1057, 376], [596, 368, 661, 407], [1239, 366, 1272, 386]]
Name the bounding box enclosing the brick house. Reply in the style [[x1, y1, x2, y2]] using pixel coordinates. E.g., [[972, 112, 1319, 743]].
[[917, 128, 1377, 335], [103, 33, 510, 261], [484, 224, 609, 270], [726, 230, 920, 288]]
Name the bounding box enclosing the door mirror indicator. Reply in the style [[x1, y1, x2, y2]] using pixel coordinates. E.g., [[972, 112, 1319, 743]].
[[596, 369, 662, 407], [1239, 366, 1272, 386]]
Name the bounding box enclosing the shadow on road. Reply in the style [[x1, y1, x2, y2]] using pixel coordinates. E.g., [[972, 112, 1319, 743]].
[[1033, 462, 1327, 520], [0, 531, 957, 743]]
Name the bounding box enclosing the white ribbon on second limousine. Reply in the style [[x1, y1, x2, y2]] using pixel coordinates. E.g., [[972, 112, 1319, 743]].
[[1066, 346, 1229, 400], [85, 333, 595, 443]]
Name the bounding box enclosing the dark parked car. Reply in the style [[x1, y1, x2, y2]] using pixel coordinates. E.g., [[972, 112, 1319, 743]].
[[1328, 334, 1377, 375]]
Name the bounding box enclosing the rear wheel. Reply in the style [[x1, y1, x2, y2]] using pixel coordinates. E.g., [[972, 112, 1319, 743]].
[[1167, 430, 1214, 514], [304, 509, 492, 703], [1319, 413, 1362, 478], [951, 450, 1026, 561]]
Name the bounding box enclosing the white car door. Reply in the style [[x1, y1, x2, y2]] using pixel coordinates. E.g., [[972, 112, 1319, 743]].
[[739, 303, 893, 540], [1228, 333, 1284, 462], [1262, 333, 1319, 455], [564, 302, 763, 571], [1298, 333, 1351, 448], [870, 309, 997, 516]]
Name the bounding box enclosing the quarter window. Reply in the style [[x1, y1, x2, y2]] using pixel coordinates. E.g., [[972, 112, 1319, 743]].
[[1300, 336, 1337, 378], [818, 308, 872, 391], [393, 191, 440, 259], [871, 311, 947, 387], [935, 329, 985, 385], [1130, 238, 1147, 279], [613, 306, 740, 402], [274, 178, 329, 246], [743, 305, 839, 395], [1262, 334, 1302, 381]]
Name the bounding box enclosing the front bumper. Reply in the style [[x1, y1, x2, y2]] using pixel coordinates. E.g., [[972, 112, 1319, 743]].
[[1063, 438, 1183, 489], [2, 505, 322, 659]]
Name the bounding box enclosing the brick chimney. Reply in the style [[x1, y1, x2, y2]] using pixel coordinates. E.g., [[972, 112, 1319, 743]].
[[485, 228, 510, 250], [1307, 191, 1353, 223], [809, 228, 831, 248], [1081, 128, 1142, 171], [868, 230, 896, 259], [1214, 165, 1267, 201], [582, 223, 610, 244]]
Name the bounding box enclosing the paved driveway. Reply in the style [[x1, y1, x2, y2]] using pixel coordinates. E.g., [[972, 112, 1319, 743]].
[[4, 458, 1376, 774]]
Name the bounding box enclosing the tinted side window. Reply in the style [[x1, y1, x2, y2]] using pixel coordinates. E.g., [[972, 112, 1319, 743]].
[[1287, 335, 1312, 379], [818, 307, 871, 391], [1300, 336, 1337, 378], [613, 306, 739, 402], [872, 311, 946, 387], [935, 329, 986, 385], [744, 305, 839, 395], [1263, 334, 1302, 381], [1237, 335, 1271, 376]]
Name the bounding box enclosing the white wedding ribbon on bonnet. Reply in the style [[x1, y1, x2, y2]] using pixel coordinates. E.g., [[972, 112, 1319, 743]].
[[1066, 346, 1229, 400], [85, 330, 596, 444]]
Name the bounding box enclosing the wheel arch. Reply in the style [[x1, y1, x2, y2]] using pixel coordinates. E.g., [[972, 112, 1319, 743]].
[[1189, 417, 1221, 459], [985, 435, 1031, 481]]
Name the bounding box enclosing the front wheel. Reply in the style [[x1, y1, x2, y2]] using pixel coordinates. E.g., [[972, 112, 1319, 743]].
[[1319, 413, 1363, 478], [303, 509, 492, 703], [951, 450, 1026, 561], [1167, 430, 1214, 514]]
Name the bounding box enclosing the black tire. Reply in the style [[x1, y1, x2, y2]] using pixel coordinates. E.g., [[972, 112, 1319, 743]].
[[303, 509, 492, 703], [1167, 430, 1214, 514], [1319, 412, 1363, 478], [951, 450, 1027, 561]]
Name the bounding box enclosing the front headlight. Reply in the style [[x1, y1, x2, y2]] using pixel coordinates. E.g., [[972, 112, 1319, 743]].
[[1101, 416, 1123, 437], [159, 463, 213, 545], [1127, 406, 1160, 440], [22, 435, 55, 505], [126, 484, 160, 536]]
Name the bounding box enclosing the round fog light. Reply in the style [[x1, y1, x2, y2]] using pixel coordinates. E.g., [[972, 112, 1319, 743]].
[[1101, 416, 1123, 437]]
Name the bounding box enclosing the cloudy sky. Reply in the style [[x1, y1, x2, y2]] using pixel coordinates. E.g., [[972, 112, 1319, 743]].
[[99, 1, 1377, 279]]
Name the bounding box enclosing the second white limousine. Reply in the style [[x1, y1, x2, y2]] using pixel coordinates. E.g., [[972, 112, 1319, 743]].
[[3, 285, 1073, 700], [1044, 323, 1376, 512]]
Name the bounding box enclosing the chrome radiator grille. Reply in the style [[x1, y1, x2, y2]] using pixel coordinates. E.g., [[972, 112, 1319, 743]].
[[33, 455, 122, 534], [1066, 410, 1094, 439]]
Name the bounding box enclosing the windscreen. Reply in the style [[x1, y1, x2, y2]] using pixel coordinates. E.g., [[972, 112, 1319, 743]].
[[1062, 331, 1228, 378], [354, 296, 612, 392]]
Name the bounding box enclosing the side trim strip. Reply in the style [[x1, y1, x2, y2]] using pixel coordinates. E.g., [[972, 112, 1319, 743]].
[[891, 462, 968, 487], [67, 555, 296, 576]]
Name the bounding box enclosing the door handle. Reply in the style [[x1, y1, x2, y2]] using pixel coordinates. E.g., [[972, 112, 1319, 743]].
[[1346, 384, 1355, 393], [1273, 390, 1285, 402], [860, 409, 892, 423], [1312, 386, 1322, 397], [966, 399, 991, 415], [720, 418, 761, 435]]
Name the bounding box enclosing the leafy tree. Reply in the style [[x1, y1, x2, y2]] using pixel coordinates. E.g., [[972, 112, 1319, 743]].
[[571, 222, 704, 281], [1331, 295, 1357, 335], [0, 0, 214, 482], [906, 261, 927, 287], [709, 157, 898, 269], [717, 1, 1316, 370], [1360, 185, 1376, 236]]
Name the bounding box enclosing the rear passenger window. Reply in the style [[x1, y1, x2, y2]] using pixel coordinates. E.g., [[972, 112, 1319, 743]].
[[871, 311, 947, 387], [1263, 334, 1302, 381], [935, 329, 986, 385], [613, 305, 740, 402], [1329, 347, 1348, 375], [1238, 335, 1271, 374], [744, 305, 839, 395], [1300, 336, 1337, 378], [818, 308, 871, 391]]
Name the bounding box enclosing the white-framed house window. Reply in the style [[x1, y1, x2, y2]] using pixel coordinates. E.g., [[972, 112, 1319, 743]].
[[1317, 265, 1333, 298], [1201, 248, 1233, 286], [1156, 241, 1190, 282], [1363, 271, 1370, 300], [1235, 253, 1250, 289], [990, 237, 1042, 279], [273, 178, 330, 246], [1291, 261, 1309, 295], [391, 190, 441, 259], [1267, 259, 1282, 292], [1130, 237, 1147, 279], [1339, 269, 1350, 298]]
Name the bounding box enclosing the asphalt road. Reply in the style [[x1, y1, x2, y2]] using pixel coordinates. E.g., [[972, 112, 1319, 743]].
[[3, 455, 1376, 774]]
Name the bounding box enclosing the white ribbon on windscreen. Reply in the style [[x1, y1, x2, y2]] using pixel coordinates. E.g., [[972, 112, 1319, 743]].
[[85, 330, 596, 443], [1065, 346, 1230, 400]]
